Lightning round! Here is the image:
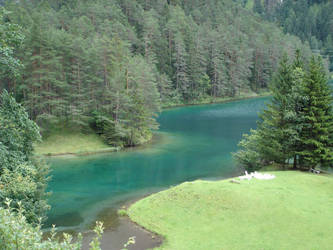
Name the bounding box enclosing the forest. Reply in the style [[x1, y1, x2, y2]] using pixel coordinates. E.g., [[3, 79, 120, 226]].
[[1, 0, 333, 249], [249, 0, 333, 71], [0, 0, 314, 147]]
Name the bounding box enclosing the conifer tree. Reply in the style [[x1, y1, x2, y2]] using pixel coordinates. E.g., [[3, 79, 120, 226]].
[[235, 52, 333, 171], [258, 55, 295, 165], [235, 56, 294, 168], [298, 57, 333, 168]]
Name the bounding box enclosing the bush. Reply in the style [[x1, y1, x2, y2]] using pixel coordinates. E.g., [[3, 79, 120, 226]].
[[233, 130, 263, 172], [0, 91, 49, 224], [117, 209, 128, 217], [0, 200, 104, 250]]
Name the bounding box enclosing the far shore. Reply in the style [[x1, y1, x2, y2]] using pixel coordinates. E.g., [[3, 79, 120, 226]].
[[38, 147, 120, 158], [162, 90, 271, 110], [36, 91, 271, 158]]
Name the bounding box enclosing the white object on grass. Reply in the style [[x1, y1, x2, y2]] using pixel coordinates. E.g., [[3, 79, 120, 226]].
[[239, 171, 275, 180]]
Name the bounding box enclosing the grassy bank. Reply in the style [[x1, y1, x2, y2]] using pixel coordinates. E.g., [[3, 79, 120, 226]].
[[34, 131, 117, 156], [128, 171, 333, 250]]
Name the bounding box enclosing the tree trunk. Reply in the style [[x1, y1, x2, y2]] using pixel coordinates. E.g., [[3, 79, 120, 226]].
[[293, 155, 297, 169]]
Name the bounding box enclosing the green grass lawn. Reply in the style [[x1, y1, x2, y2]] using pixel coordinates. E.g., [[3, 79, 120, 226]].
[[128, 171, 333, 250], [34, 131, 115, 156]]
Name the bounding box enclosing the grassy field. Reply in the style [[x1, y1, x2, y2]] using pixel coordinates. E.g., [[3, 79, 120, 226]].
[[34, 131, 116, 156], [128, 171, 333, 250]]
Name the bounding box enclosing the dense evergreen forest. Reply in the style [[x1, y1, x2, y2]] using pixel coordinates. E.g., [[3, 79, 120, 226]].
[[0, 0, 313, 147], [247, 0, 333, 71]]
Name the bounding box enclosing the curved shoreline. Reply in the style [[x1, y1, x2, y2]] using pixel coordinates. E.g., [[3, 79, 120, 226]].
[[81, 216, 162, 250], [126, 171, 333, 250], [37, 92, 271, 158], [43, 93, 271, 249], [77, 192, 165, 250]]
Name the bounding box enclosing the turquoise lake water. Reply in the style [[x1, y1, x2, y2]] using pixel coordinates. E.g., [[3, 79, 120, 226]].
[[46, 97, 269, 230]]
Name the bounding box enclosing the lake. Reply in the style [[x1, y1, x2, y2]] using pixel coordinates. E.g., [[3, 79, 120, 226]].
[[46, 97, 269, 230]]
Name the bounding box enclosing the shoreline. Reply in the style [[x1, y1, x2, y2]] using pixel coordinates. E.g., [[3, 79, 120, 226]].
[[161, 91, 271, 110], [81, 216, 162, 250], [38, 92, 271, 158], [84, 167, 332, 249], [37, 147, 120, 158], [36, 132, 166, 158]]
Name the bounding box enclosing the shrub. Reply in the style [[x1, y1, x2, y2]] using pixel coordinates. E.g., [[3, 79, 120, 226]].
[[0, 200, 104, 250]]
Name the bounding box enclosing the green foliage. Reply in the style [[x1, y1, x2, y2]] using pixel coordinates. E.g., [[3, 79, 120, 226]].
[[89, 221, 104, 250], [253, 0, 263, 14], [0, 90, 40, 161], [257, 54, 298, 164], [235, 52, 333, 170], [0, 1, 313, 143], [0, 90, 49, 224], [93, 112, 129, 147], [117, 209, 128, 216], [122, 236, 136, 250], [0, 7, 24, 78], [233, 130, 262, 172], [252, 0, 333, 71], [90, 52, 160, 147], [0, 161, 49, 224], [0, 203, 80, 250], [0, 93, 105, 248], [0, 201, 104, 250], [298, 57, 333, 167]]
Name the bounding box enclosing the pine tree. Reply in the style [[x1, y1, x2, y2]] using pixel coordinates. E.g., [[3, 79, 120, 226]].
[[235, 56, 295, 169], [142, 9, 161, 62], [298, 57, 333, 169], [235, 53, 333, 171], [173, 33, 189, 100], [207, 29, 226, 98], [259, 55, 295, 165]]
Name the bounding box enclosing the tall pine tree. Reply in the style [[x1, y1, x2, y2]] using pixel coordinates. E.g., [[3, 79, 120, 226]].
[[298, 57, 333, 168], [235, 52, 333, 171]]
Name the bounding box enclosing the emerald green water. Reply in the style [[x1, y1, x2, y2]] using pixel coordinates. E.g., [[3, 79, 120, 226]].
[[46, 97, 269, 229]]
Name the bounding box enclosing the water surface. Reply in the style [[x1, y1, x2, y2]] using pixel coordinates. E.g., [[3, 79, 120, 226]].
[[46, 97, 269, 229]]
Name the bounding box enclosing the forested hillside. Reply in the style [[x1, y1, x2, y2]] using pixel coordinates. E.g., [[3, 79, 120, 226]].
[[247, 0, 333, 71], [1, 0, 312, 147]]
